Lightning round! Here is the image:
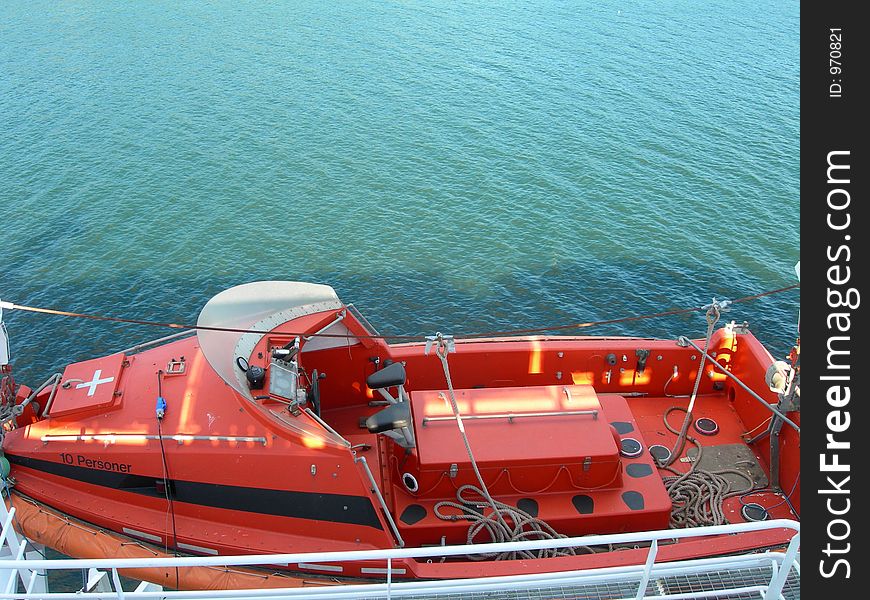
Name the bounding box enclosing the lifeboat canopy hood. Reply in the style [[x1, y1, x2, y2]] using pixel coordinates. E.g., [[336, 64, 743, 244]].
[[196, 281, 343, 402]]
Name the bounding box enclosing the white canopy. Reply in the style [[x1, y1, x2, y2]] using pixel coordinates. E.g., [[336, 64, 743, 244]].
[[196, 281, 343, 402]]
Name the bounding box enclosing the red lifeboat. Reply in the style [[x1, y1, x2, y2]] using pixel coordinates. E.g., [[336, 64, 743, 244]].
[[0, 281, 800, 581]]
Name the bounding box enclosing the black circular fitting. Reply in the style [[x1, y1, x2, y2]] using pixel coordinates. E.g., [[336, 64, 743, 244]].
[[620, 437, 643, 458], [741, 502, 770, 522], [245, 366, 265, 390], [649, 444, 672, 464], [402, 472, 419, 493], [694, 417, 719, 436]]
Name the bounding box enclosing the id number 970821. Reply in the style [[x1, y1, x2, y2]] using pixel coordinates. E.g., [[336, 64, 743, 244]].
[[829, 28, 843, 98]]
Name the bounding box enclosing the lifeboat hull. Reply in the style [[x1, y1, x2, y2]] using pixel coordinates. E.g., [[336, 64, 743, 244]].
[[1, 281, 800, 581]]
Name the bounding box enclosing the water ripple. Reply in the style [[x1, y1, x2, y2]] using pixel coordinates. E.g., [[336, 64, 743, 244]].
[[1, 0, 799, 383]]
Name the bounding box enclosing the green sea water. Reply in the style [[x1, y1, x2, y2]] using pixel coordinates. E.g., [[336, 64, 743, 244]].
[[1, 0, 799, 385]]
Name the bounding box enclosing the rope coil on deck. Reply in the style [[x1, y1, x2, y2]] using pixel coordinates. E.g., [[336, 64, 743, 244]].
[[433, 485, 581, 560], [641, 302, 754, 528], [658, 407, 754, 528]]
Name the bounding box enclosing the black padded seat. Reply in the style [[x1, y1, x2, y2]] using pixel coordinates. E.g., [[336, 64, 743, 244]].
[[366, 362, 406, 390], [365, 401, 412, 434]]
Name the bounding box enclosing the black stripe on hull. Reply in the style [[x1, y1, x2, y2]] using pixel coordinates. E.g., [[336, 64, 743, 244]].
[[7, 454, 383, 530]]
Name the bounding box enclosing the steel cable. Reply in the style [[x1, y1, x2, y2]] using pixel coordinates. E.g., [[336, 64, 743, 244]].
[[0, 284, 798, 341], [657, 305, 721, 468]]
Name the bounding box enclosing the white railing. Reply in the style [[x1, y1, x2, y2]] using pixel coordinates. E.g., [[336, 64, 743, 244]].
[[0, 500, 799, 600]]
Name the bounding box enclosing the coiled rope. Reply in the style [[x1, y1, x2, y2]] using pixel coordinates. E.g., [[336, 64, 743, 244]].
[[659, 407, 754, 528], [652, 303, 756, 527], [434, 485, 582, 560], [430, 334, 575, 559]]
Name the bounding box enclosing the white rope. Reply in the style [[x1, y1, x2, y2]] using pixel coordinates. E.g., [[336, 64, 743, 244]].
[[658, 412, 754, 528], [430, 334, 577, 559], [434, 485, 582, 560], [658, 303, 721, 468]]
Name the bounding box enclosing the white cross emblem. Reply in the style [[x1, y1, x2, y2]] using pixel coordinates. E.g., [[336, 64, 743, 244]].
[[76, 369, 115, 397]]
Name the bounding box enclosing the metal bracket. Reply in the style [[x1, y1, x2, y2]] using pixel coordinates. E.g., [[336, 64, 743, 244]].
[[768, 416, 786, 491], [165, 358, 186, 375], [635, 349, 650, 375], [725, 320, 751, 335], [425, 333, 456, 355], [779, 391, 800, 412], [287, 399, 303, 416], [702, 298, 732, 312]]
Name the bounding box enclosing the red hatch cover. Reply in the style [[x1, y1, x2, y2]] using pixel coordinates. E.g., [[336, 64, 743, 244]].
[[49, 353, 125, 418], [411, 384, 618, 475]]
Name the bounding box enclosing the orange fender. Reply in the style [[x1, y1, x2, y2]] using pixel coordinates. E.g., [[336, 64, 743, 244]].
[[5, 493, 338, 591]]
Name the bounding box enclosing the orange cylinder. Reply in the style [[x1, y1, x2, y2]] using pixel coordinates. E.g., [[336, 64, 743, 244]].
[[5, 493, 338, 591]]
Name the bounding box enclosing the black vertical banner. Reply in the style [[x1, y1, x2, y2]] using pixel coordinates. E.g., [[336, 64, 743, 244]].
[[802, 1, 866, 596]]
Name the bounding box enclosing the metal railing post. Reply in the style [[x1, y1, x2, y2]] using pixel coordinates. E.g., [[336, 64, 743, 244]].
[[111, 568, 125, 600], [3, 539, 28, 595], [387, 557, 392, 599], [3, 519, 799, 599], [635, 538, 658, 599], [764, 532, 799, 600]]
